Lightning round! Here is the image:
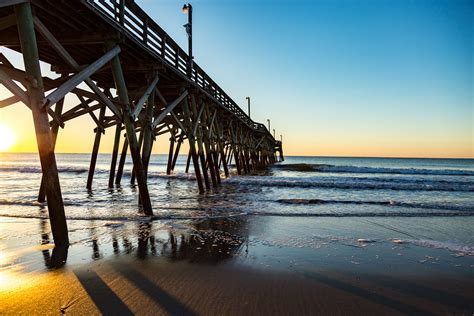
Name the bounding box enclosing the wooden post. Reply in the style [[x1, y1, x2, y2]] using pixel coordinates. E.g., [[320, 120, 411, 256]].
[[171, 134, 183, 171], [185, 149, 191, 173], [200, 103, 218, 187], [166, 134, 175, 175], [15, 2, 69, 247], [141, 91, 155, 176], [216, 122, 229, 178], [131, 130, 144, 184], [38, 96, 64, 202], [108, 44, 152, 215], [108, 123, 122, 187], [87, 106, 106, 190], [190, 96, 211, 190], [182, 93, 205, 193], [115, 137, 128, 185]]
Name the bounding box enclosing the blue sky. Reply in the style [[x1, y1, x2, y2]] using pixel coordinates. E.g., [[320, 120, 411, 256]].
[[0, 0, 471, 157], [134, 0, 472, 157]]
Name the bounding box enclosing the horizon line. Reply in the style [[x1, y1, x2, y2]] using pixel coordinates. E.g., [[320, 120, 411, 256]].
[[1, 151, 472, 160]]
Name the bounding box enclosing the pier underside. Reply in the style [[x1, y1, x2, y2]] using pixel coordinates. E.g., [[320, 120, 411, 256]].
[[0, 0, 283, 246]]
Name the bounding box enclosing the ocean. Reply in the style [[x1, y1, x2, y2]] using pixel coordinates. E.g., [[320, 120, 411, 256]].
[[1, 153, 474, 314], [0, 153, 473, 256]]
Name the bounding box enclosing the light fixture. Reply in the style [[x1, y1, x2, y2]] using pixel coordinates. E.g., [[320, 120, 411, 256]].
[[182, 4, 189, 14]]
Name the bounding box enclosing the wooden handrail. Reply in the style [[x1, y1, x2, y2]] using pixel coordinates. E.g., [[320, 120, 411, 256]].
[[84, 0, 271, 136]]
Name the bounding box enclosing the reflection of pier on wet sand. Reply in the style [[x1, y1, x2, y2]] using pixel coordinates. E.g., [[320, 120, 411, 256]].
[[1, 216, 474, 315]]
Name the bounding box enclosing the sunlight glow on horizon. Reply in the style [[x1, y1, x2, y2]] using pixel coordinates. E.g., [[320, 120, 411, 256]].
[[0, 124, 16, 152], [0, 0, 472, 159]]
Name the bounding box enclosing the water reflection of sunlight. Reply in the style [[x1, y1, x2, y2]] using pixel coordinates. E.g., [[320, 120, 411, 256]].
[[0, 267, 37, 293]]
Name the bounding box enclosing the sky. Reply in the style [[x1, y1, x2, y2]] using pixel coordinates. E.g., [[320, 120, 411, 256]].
[[0, 0, 472, 158]]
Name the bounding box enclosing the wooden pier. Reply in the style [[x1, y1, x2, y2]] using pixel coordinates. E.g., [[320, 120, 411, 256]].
[[0, 0, 283, 247]]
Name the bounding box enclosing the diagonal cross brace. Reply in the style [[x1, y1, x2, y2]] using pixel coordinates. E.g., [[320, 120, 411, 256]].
[[152, 90, 188, 129], [0, 68, 64, 127], [33, 17, 122, 120], [42, 46, 121, 109], [192, 105, 204, 138], [132, 75, 159, 120]]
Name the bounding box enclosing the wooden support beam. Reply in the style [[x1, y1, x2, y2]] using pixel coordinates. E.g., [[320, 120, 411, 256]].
[[15, 2, 68, 247], [192, 105, 204, 137], [182, 93, 205, 193], [132, 75, 159, 120], [42, 46, 121, 109], [0, 64, 63, 127], [108, 45, 152, 215], [77, 95, 103, 131], [171, 133, 184, 171], [87, 106, 106, 190], [197, 101, 218, 188], [109, 123, 122, 187], [141, 87, 156, 176], [2, 0, 27, 8], [0, 67, 29, 103], [0, 95, 21, 108], [130, 130, 144, 185], [185, 149, 191, 173], [61, 103, 102, 123], [152, 90, 188, 128], [170, 111, 186, 132], [33, 17, 122, 119], [115, 137, 129, 185], [38, 97, 64, 202], [190, 97, 211, 190], [166, 134, 175, 175], [0, 14, 16, 31]]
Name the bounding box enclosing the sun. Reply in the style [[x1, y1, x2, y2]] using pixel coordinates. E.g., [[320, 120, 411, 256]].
[[0, 124, 16, 152]]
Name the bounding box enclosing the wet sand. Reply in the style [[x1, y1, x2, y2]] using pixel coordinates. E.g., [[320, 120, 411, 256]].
[[1, 216, 474, 315]]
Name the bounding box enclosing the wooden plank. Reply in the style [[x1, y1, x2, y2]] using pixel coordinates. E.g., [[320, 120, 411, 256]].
[[0, 95, 21, 108], [0, 14, 16, 31], [1, 0, 27, 8]]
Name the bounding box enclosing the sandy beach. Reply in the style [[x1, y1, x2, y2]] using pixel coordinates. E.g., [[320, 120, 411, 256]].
[[1, 215, 473, 315]]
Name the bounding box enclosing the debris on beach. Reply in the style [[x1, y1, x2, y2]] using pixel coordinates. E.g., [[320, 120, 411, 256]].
[[357, 238, 376, 243], [391, 239, 406, 244]]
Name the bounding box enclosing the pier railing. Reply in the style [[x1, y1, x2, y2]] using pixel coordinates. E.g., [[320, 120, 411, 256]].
[[84, 0, 270, 135]]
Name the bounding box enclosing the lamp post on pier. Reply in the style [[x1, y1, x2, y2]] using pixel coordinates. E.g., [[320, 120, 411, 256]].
[[246, 96, 251, 118], [182, 3, 193, 78]]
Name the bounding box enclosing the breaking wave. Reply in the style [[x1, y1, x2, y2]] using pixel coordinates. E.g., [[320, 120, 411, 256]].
[[273, 163, 474, 176], [225, 176, 474, 192]]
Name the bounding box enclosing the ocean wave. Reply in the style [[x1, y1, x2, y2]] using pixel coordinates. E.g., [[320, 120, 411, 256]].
[[277, 198, 474, 212], [247, 211, 474, 217], [392, 239, 474, 256], [0, 165, 93, 174], [0, 212, 247, 221], [225, 176, 474, 192], [274, 163, 474, 176]]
